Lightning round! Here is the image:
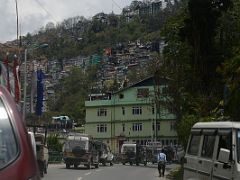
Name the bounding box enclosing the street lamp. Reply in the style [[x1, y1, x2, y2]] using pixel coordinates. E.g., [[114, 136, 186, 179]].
[[22, 43, 48, 122]]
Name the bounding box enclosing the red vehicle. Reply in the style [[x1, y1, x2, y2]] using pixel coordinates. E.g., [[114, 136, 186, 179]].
[[0, 86, 40, 180]]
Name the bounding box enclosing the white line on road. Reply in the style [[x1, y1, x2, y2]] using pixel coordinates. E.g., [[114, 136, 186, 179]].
[[85, 172, 92, 176], [77, 177, 82, 180], [95, 169, 103, 172]]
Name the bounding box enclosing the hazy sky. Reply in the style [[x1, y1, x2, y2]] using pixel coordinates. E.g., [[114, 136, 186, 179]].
[[0, 0, 133, 43]]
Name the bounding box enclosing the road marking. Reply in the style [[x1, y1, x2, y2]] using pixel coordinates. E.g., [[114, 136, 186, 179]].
[[48, 163, 64, 168], [85, 172, 91, 176], [96, 169, 103, 172], [77, 177, 82, 180]]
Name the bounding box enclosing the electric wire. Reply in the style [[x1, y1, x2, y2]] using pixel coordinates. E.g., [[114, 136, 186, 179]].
[[33, 0, 58, 23], [112, 0, 123, 11]]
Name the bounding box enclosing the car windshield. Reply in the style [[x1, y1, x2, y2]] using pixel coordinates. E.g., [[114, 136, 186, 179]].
[[123, 146, 135, 153], [0, 99, 18, 169]]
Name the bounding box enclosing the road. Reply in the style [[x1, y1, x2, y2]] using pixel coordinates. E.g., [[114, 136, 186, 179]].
[[44, 163, 179, 180]]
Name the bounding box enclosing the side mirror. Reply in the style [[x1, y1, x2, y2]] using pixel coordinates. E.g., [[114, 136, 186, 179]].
[[218, 148, 230, 163]]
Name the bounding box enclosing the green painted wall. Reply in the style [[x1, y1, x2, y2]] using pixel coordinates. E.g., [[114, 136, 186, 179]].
[[85, 82, 178, 152]]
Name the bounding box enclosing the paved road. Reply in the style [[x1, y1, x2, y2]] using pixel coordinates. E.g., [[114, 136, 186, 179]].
[[44, 163, 179, 180]]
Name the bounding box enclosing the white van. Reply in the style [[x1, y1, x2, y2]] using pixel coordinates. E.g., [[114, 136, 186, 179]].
[[184, 121, 240, 180]]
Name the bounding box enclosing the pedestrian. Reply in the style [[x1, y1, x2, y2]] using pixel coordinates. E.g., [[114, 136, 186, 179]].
[[158, 149, 167, 177]]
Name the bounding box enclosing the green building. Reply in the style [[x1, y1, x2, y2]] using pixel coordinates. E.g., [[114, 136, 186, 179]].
[[85, 76, 178, 153]]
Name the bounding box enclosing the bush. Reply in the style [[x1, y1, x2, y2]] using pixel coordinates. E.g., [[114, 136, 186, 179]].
[[167, 166, 183, 180], [47, 134, 63, 152]]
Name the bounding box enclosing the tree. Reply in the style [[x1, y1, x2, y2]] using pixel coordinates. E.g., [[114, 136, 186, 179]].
[[177, 115, 199, 148], [180, 0, 232, 93], [218, 55, 240, 121], [53, 67, 96, 124]]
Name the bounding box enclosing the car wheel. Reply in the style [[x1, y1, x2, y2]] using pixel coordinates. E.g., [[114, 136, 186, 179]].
[[94, 163, 99, 168], [130, 162, 133, 166], [122, 162, 125, 165], [110, 162, 113, 166], [86, 163, 91, 169], [66, 163, 70, 169], [74, 163, 78, 169]]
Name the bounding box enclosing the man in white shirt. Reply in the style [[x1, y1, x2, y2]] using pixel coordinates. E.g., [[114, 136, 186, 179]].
[[158, 149, 167, 177]]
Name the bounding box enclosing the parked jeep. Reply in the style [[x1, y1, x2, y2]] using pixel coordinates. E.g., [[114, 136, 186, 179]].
[[121, 143, 147, 166], [63, 133, 99, 169]]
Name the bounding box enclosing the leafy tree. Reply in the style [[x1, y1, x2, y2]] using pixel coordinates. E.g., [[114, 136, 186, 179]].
[[53, 67, 97, 124], [180, 0, 232, 93], [47, 134, 63, 152], [177, 114, 199, 149], [218, 55, 240, 121]]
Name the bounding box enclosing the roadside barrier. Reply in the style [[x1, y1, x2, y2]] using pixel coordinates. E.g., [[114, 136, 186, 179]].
[[48, 151, 63, 164]]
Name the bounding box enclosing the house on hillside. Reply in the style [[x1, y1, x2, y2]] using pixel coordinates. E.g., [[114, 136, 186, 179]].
[[85, 76, 178, 153]]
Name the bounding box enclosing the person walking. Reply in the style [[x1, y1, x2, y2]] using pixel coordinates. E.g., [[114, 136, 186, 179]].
[[158, 149, 167, 177]]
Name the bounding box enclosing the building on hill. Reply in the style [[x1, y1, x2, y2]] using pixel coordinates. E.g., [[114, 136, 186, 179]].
[[122, 0, 176, 22], [85, 76, 178, 153]]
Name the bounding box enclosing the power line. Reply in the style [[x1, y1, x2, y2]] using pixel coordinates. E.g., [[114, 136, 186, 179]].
[[33, 0, 58, 24], [112, 0, 123, 11]]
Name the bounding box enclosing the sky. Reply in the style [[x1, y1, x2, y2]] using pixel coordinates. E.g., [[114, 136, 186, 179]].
[[0, 0, 134, 43]]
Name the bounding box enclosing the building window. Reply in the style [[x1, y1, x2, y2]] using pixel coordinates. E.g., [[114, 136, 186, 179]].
[[97, 108, 107, 116], [122, 107, 125, 115], [132, 107, 142, 115], [132, 123, 142, 131], [119, 94, 124, 99], [97, 124, 107, 132], [152, 122, 160, 131], [137, 88, 149, 98], [122, 123, 125, 132], [152, 105, 155, 114], [168, 106, 174, 114], [166, 139, 169, 145], [170, 121, 176, 131]]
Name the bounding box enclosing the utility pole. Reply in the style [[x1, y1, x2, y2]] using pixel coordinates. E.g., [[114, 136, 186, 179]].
[[22, 44, 48, 122], [22, 49, 27, 121]]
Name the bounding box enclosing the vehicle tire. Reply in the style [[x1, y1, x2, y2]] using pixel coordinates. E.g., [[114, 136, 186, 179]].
[[94, 163, 99, 168], [66, 163, 70, 169], [180, 157, 184, 164], [130, 162, 133, 166], [86, 163, 91, 169], [110, 162, 113, 166], [74, 163, 78, 169], [122, 162, 125, 165]]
